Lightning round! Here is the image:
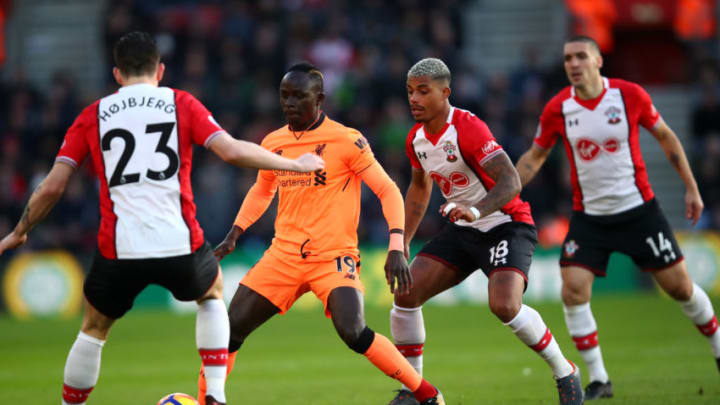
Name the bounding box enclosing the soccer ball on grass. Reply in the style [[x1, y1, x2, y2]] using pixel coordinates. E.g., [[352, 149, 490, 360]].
[[157, 392, 198, 405]]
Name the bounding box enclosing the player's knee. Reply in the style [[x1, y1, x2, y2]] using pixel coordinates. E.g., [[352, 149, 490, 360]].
[[665, 281, 693, 301], [561, 283, 589, 305], [336, 319, 367, 348], [394, 291, 424, 308], [344, 326, 375, 354], [489, 298, 521, 323]]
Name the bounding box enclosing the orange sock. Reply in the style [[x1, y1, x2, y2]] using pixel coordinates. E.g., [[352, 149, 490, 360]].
[[363, 333, 422, 391], [198, 352, 237, 405]]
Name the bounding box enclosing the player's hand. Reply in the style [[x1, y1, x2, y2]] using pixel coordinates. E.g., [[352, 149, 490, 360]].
[[0, 231, 28, 256], [294, 153, 325, 172], [685, 189, 704, 226], [403, 244, 410, 261], [385, 250, 412, 295], [214, 225, 244, 261], [439, 202, 477, 223]]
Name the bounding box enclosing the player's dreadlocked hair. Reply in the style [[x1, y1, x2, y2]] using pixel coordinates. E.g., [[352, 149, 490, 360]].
[[565, 35, 601, 54], [287, 61, 324, 91], [407, 58, 451, 84], [114, 31, 160, 77]]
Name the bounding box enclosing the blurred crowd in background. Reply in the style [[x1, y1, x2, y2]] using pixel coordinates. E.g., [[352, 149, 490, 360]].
[[0, 0, 718, 260]]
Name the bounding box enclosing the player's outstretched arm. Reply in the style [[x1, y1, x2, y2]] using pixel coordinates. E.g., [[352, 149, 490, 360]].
[[516, 143, 552, 187], [650, 119, 704, 225], [359, 162, 412, 295], [0, 162, 74, 255], [442, 152, 521, 223], [209, 133, 324, 172], [403, 168, 433, 258], [214, 225, 244, 260]]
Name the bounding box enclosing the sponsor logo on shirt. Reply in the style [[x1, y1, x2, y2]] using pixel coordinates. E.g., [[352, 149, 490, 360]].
[[605, 106, 622, 125], [354, 137, 368, 150], [442, 141, 458, 162], [576, 137, 620, 161], [482, 140, 500, 155]]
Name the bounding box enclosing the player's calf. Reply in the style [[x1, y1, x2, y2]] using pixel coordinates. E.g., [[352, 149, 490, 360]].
[[679, 283, 720, 366], [507, 305, 574, 376], [347, 325, 441, 403], [197, 299, 230, 404], [62, 332, 105, 405]]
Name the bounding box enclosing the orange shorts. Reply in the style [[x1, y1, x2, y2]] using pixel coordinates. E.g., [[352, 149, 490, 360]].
[[240, 248, 364, 317]]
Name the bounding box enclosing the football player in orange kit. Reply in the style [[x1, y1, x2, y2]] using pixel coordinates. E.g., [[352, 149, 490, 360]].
[[197, 62, 445, 404]]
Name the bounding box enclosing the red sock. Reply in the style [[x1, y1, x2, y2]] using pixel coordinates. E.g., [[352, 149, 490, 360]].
[[413, 378, 438, 402], [62, 384, 93, 404]]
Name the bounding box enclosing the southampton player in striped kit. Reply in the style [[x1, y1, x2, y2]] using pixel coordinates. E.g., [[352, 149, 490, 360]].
[[517, 36, 719, 399], [0, 32, 324, 405], [387, 58, 583, 405]]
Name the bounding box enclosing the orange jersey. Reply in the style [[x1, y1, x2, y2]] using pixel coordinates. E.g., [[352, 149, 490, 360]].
[[234, 113, 402, 261]]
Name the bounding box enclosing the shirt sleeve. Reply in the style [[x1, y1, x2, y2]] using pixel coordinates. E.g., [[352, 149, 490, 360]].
[[634, 84, 661, 130], [405, 126, 422, 169], [345, 130, 377, 174], [180, 92, 226, 147], [233, 170, 277, 230], [359, 163, 404, 232], [456, 116, 504, 166], [55, 108, 91, 168], [534, 99, 563, 149]]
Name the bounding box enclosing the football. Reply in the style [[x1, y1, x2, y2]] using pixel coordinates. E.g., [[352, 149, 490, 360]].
[[156, 393, 198, 405]]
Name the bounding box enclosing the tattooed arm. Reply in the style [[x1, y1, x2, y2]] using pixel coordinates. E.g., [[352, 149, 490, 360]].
[[516, 143, 552, 187], [0, 162, 74, 255], [440, 152, 522, 223], [475, 152, 522, 216], [650, 119, 703, 225], [403, 168, 433, 258]]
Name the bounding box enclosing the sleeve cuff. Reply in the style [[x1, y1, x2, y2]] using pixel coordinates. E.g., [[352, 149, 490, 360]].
[[204, 130, 226, 148], [55, 156, 78, 168], [479, 149, 504, 166]]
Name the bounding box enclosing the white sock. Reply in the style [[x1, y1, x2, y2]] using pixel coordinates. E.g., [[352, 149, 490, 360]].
[[564, 303, 609, 383], [390, 304, 425, 389], [62, 332, 105, 405], [197, 299, 230, 403], [680, 283, 720, 357], [506, 304, 573, 378]]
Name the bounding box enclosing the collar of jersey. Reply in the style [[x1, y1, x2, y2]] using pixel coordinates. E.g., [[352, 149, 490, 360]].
[[118, 83, 158, 93], [289, 111, 326, 140], [423, 106, 455, 146], [571, 77, 609, 111]]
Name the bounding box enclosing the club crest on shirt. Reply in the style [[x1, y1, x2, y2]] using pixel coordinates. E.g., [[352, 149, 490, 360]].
[[314, 143, 326, 156], [605, 106, 622, 125], [564, 239, 579, 258], [442, 141, 458, 162]]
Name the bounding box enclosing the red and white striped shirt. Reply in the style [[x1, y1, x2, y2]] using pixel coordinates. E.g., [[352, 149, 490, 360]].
[[56, 84, 224, 259], [535, 77, 660, 215]]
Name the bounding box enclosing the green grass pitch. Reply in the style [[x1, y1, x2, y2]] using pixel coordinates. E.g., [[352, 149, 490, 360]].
[[1, 293, 718, 404]]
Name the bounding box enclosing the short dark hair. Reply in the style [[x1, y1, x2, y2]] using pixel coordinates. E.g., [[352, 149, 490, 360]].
[[565, 35, 601, 54], [286, 61, 324, 91], [113, 31, 160, 77]]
